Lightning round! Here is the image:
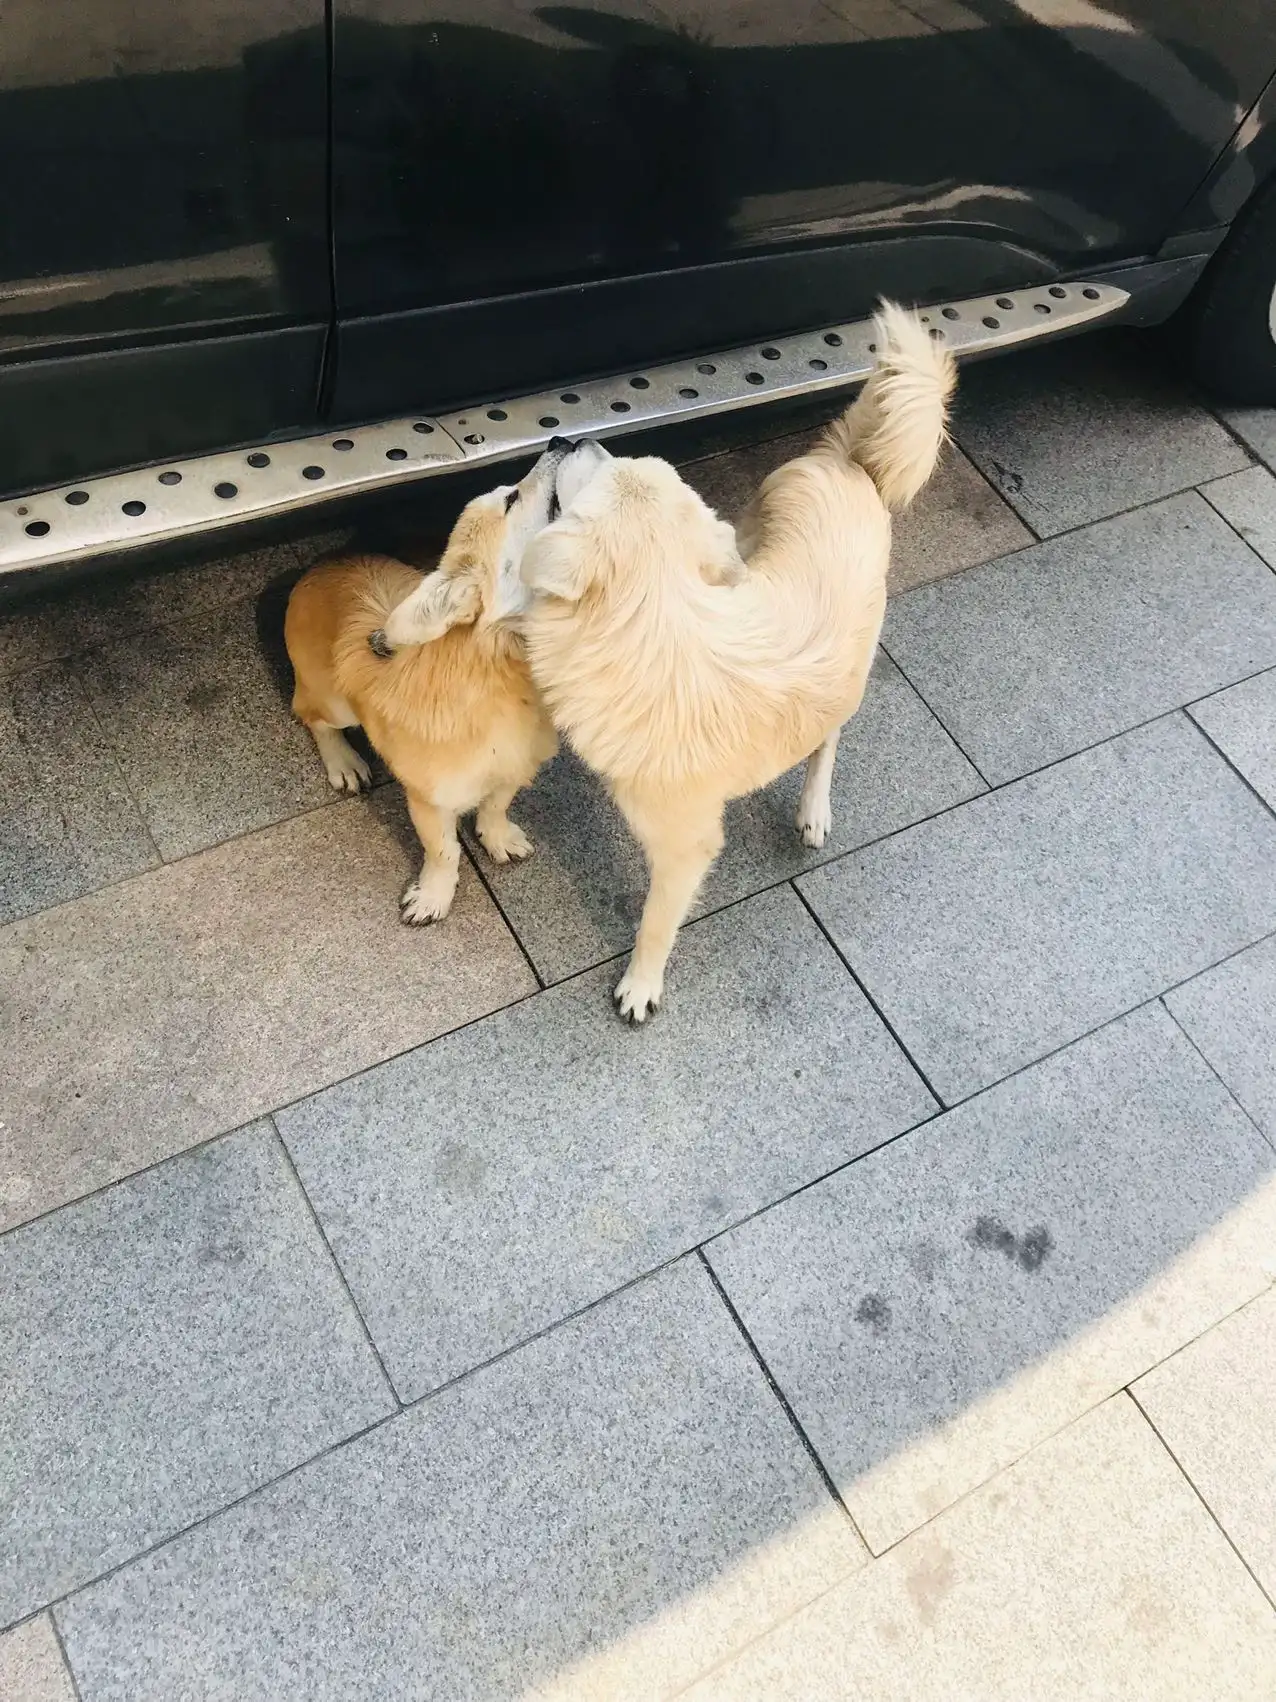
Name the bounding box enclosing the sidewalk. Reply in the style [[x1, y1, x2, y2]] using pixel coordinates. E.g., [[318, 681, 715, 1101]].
[[2, 329, 1276, 1700]]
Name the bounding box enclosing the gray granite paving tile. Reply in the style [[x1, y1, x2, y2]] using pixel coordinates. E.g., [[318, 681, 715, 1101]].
[[1188, 666, 1276, 809], [884, 493, 1276, 783], [1200, 463, 1276, 569], [278, 885, 934, 1400], [0, 793, 534, 1230], [81, 597, 334, 861], [679, 1396, 1276, 1702], [1135, 1287, 1276, 1598], [953, 333, 1248, 536], [0, 1615, 78, 1702], [472, 656, 984, 983], [1216, 404, 1276, 474], [887, 443, 1034, 592], [0, 1123, 394, 1625], [1166, 934, 1276, 1147], [797, 715, 1276, 1102], [707, 1006, 1276, 1550], [0, 540, 304, 681], [682, 434, 1030, 591], [58, 1261, 865, 1702], [0, 661, 157, 925]]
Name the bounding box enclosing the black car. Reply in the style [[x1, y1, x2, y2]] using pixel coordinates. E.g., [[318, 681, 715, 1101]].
[[6, 0, 1276, 579]]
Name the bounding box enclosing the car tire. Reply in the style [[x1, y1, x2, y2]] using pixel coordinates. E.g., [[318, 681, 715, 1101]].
[[1181, 174, 1276, 403]]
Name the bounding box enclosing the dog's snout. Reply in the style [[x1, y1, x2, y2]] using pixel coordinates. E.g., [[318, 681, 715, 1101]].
[[368, 628, 395, 659], [546, 435, 572, 454]]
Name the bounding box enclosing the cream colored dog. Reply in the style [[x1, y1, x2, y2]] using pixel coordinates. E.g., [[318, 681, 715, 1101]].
[[519, 305, 955, 1021], [284, 446, 565, 925]]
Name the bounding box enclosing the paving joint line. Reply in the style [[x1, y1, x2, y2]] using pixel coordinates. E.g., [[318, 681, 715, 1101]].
[[1126, 1386, 1276, 1616], [789, 880, 946, 1106], [1183, 707, 1276, 826], [696, 1248, 868, 1546], [267, 1114, 405, 1409], [47, 1609, 86, 1702], [460, 840, 546, 990], [1159, 999, 1276, 1155]]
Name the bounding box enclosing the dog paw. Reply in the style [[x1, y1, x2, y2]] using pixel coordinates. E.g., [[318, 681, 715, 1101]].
[[613, 965, 663, 1026], [400, 875, 455, 926], [477, 820, 534, 864], [325, 752, 373, 794], [796, 799, 832, 849]]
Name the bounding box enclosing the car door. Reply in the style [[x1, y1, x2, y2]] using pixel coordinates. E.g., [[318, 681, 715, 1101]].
[[0, 0, 329, 497], [329, 1, 1276, 425]]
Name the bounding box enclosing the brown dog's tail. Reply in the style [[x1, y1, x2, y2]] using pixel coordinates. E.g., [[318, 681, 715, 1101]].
[[823, 301, 956, 510]]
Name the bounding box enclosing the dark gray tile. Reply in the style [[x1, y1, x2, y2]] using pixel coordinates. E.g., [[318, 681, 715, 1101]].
[[681, 427, 815, 519], [707, 1005, 1276, 1551], [0, 794, 535, 1231], [884, 494, 1276, 783], [953, 334, 1249, 536], [1200, 463, 1276, 569], [797, 716, 1276, 1102], [82, 598, 333, 860], [58, 1261, 865, 1702], [1166, 935, 1276, 1147], [0, 541, 304, 682], [278, 886, 934, 1400], [0, 1124, 394, 1624], [474, 657, 984, 983], [888, 444, 1033, 592], [1188, 666, 1276, 808], [0, 661, 157, 924], [1217, 405, 1276, 474]]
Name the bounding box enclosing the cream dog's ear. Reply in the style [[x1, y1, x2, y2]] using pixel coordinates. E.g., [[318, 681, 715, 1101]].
[[378, 572, 481, 650], [700, 519, 747, 587], [521, 523, 595, 603]]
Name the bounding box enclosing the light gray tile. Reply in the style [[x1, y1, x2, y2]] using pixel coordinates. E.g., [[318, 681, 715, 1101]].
[[953, 333, 1249, 536], [679, 1396, 1276, 1702], [707, 1006, 1276, 1550], [0, 661, 157, 925], [1135, 1287, 1276, 1598], [888, 444, 1033, 591], [82, 598, 333, 861], [1200, 463, 1276, 568], [278, 886, 934, 1399], [884, 494, 1276, 783], [0, 541, 304, 682], [58, 1262, 865, 1702], [474, 656, 984, 983], [1166, 934, 1276, 1146], [0, 1616, 78, 1702], [797, 716, 1276, 1102], [0, 794, 534, 1230], [1188, 666, 1276, 808], [0, 1124, 393, 1624]]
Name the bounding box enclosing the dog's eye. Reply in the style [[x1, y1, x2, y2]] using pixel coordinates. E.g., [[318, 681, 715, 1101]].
[[504, 488, 520, 512]]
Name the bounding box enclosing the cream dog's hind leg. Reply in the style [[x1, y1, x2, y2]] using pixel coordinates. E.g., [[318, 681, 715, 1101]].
[[613, 792, 725, 1024], [796, 726, 841, 849]]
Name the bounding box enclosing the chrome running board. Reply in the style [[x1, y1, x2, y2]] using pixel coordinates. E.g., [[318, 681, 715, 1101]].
[[1, 280, 1127, 577]]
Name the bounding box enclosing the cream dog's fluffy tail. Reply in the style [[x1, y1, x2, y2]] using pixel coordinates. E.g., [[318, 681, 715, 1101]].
[[824, 300, 957, 510]]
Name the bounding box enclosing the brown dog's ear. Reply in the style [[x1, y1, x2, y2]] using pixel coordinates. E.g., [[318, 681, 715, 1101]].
[[521, 523, 595, 604], [381, 572, 481, 648], [700, 519, 747, 587]]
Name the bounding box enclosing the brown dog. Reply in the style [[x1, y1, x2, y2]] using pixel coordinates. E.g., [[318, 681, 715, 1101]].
[[284, 448, 563, 924]]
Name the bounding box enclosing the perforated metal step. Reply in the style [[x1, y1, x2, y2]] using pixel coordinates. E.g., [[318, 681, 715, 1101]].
[[1, 279, 1127, 577]]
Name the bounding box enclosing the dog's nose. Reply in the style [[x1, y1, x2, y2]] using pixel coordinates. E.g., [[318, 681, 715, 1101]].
[[546, 435, 572, 453], [368, 628, 394, 658]]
